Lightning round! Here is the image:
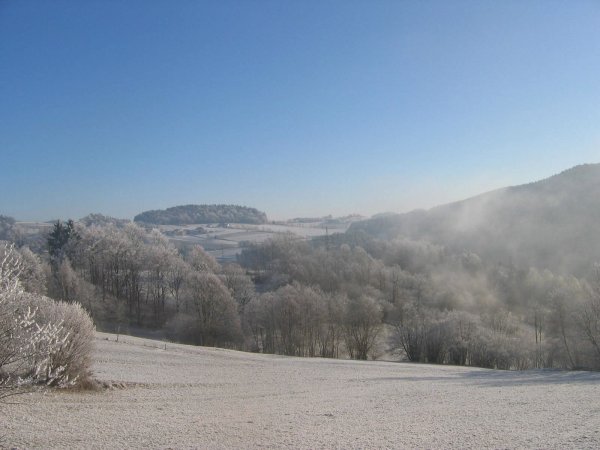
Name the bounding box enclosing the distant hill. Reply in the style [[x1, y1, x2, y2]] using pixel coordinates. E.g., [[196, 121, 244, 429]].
[[350, 164, 600, 275], [134, 204, 268, 225]]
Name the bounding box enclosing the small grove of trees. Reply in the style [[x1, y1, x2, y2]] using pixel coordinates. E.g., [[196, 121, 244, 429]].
[[243, 282, 383, 360], [0, 242, 95, 401], [133, 204, 268, 225], [244, 283, 347, 357], [166, 272, 242, 346], [389, 306, 535, 369], [42, 221, 248, 349]]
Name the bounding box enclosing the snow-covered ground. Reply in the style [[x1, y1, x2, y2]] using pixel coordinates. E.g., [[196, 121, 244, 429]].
[[3, 333, 600, 449]]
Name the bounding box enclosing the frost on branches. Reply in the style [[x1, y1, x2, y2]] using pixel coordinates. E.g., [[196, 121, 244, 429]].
[[0, 243, 94, 401]]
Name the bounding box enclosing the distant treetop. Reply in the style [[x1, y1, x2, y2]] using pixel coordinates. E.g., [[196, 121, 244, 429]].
[[79, 213, 130, 228], [0, 215, 17, 241], [134, 204, 268, 225]]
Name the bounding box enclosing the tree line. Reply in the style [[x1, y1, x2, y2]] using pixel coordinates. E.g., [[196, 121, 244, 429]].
[[3, 213, 600, 370]]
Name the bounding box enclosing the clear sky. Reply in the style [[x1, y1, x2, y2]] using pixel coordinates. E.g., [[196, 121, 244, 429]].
[[1, 1, 599, 221]]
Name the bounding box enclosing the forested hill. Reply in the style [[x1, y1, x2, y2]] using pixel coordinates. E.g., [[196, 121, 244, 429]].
[[350, 164, 600, 276], [134, 204, 268, 225]]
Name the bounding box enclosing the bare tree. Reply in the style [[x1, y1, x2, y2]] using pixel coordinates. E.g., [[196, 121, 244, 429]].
[[221, 263, 255, 313]]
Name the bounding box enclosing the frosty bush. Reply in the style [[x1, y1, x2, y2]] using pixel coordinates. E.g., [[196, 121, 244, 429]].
[[24, 294, 95, 385], [0, 242, 94, 400]]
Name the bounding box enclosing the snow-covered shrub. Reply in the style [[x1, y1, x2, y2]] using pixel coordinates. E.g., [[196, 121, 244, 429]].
[[23, 294, 95, 385], [0, 242, 94, 398]]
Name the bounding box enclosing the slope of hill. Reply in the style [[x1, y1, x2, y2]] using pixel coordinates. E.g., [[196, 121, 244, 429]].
[[3, 332, 600, 448], [134, 204, 268, 225], [350, 164, 600, 275]]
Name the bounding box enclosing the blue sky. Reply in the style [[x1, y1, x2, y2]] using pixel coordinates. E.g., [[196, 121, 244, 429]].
[[1, 1, 599, 221]]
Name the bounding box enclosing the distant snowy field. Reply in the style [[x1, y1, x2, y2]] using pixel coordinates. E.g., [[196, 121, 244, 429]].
[[161, 222, 352, 262], [4, 333, 600, 449]]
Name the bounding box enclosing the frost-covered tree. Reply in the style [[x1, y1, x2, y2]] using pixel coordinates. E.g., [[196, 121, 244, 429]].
[[17, 246, 46, 295], [186, 272, 242, 346], [186, 244, 220, 273], [165, 257, 191, 314], [221, 263, 255, 313]]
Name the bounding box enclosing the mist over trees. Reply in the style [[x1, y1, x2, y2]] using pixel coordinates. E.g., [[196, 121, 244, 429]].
[[350, 164, 600, 277], [238, 231, 600, 368], [134, 204, 268, 225]]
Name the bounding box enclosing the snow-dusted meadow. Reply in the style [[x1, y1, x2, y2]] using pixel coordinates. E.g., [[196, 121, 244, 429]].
[[3, 332, 600, 449]]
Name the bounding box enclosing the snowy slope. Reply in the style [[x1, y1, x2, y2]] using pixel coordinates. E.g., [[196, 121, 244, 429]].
[[3, 332, 600, 449]]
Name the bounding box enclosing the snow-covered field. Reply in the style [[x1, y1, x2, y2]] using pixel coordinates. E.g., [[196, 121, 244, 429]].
[[3, 333, 600, 449], [161, 222, 352, 262]]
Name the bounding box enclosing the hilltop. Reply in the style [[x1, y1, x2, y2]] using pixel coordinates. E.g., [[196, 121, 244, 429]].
[[134, 204, 268, 225]]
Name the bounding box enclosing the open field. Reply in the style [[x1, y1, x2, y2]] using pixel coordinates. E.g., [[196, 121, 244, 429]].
[[162, 221, 353, 262], [3, 333, 600, 449]]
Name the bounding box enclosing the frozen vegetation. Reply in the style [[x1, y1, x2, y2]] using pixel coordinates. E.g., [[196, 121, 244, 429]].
[[0, 242, 94, 399], [3, 332, 600, 449]]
